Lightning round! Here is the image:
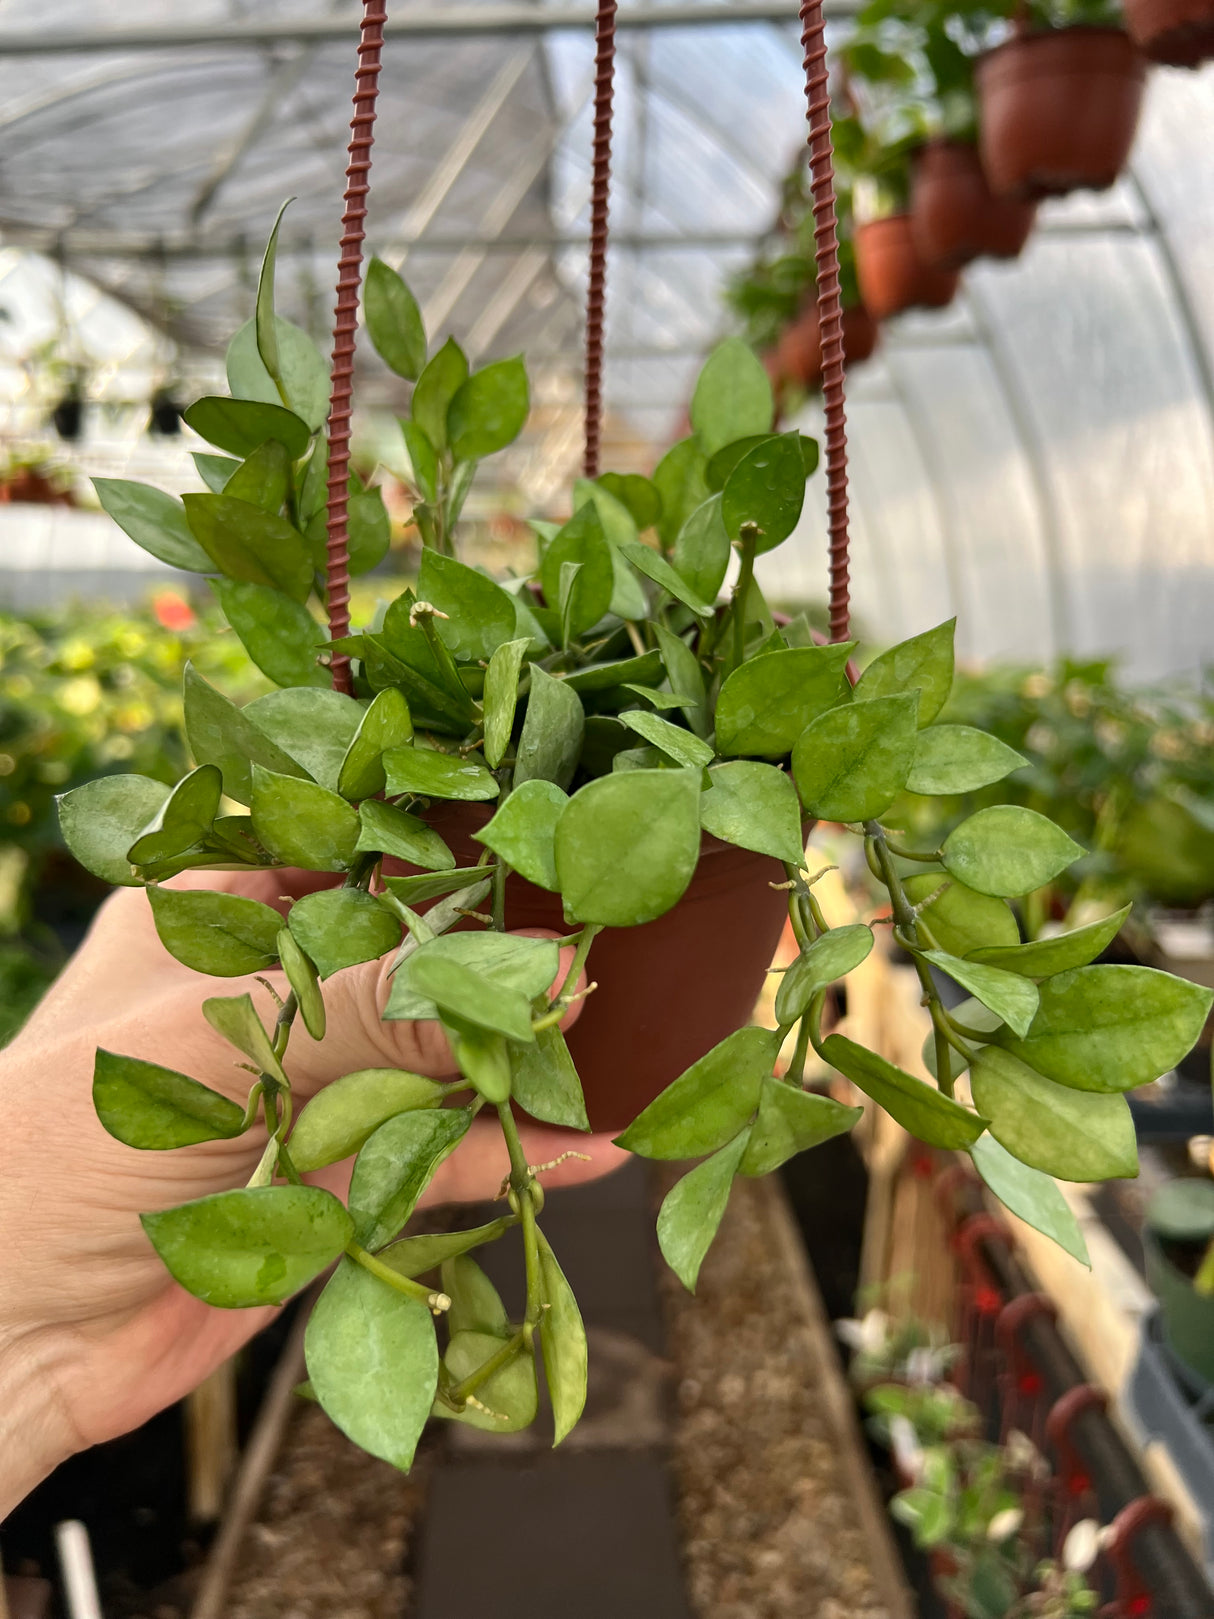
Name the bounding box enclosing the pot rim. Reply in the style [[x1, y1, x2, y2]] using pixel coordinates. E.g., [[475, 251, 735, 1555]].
[[976, 23, 1146, 76]]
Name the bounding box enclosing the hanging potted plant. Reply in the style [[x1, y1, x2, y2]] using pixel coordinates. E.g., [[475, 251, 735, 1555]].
[[53, 185, 1214, 1469], [842, 8, 1037, 274], [1123, 0, 1214, 65], [975, 0, 1146, 200]]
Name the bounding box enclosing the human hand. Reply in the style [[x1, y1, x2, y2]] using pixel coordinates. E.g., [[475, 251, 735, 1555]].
[[0, 869, 626, 1516]]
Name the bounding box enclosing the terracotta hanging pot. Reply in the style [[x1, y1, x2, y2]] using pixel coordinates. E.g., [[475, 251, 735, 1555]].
[[910, 138, 1038, 271], [975, 28, 1146, 201], [854, 215, 960, 322], [415, 803, 793, 1133], [1124, 0, 1214, 65], [773, 302, 880, 390]]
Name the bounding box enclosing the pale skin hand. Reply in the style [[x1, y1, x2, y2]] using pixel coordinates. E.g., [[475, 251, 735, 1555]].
[[0, 869, 626, 1518]]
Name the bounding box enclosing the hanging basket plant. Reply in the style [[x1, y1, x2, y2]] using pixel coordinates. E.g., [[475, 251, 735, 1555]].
[[975, 20, 1146, 200], [910, 137, 1037, 271], [855, 213, 961, 318], [1123, 0, 1214, 65], [49, 0, 1214, 1474]]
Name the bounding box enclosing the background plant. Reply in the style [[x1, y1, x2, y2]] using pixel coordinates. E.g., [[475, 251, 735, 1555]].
[[54, 205, 1212, 1471]]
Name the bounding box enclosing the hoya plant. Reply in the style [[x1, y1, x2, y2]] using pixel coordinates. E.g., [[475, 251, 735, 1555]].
[[58, 212, 1212, 1469]]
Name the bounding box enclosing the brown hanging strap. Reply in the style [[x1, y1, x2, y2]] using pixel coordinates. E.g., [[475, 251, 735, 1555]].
[[582, 0, 618, 479], [799, 0, 851, 645], [324, 0, 387, 696]]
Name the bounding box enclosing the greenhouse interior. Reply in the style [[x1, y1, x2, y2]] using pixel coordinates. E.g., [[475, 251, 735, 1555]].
[[0, 2, 1213, 1616]]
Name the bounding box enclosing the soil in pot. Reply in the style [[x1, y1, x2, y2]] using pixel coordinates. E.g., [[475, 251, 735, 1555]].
[[1125, 0, 1214, 65], [975, 28, 1146, 201], [854, 217, 960, 322], [910, 139, 1037, 272], [774, 303, 880, 391], [417, 804, 791, 1134]]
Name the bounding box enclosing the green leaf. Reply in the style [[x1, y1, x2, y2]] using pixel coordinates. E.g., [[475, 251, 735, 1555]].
[[443, 1254, 511, 1337], [671, 493, 731, 604], [245, 689, 364, 791], [706, 431, 819, 492], [597, 471, 662, 530], [277, 928, 326, 1039], [289, 1067, 446, 1172], [716, 644, 854, 759], [92, 478, 214, 573], [448, 355, 529, 461], [515, 667, 585, 790], [223, 438, 291, 514], [402, 420, 438, 502], [619, 709, 713, 771], [183, 396, 311, 460], [720, 432, 807, 553], [700, 761, 804, 865], [381, 865, 493, 907], [440, 1330, 537, 1433], [906, 725, 1027, 796], [555, 768, 702, 927], [147, 886, 283, 976], [902, 873, 1020, 959], [775, 925, 874, 1025], [416, 549, 517, 663], [617, 1026, 778, 1160], [142, 1185, 352, 1307], [538, 504, 615, 644], [968, 1047, 1137, 1181], [654, 622, 709, 739], [411, 337, 468, 454], [941, 807, 1084, 898], [970, 1136, 1090, 1266], [356, 799, 455, 870], [287, 888, 400, 979], [226, 317, 329, 432], [347, 486, 391, 576], [58, 774, 171, 886], [918, 951, 1040, 1039], [365, 257, 427, 380], [212, 580, 327, 689], [657, 1130, 750, 1291], [653, 437, 709, 552], [446, 1024, 513, 1103], [967, 906, 1131, 978], [251, 766, 359, 872], [407, 953, 535, 1044], [183, 493, 312, 602], [690, 338, 774, 457], [201, 991, 288, 1084], [93, 1049, 246, 1149], [561, 652, 664, 694], [349, 1107, 473, 1250], [193, 453, 239, 495], [511, 1024, 589, 1131], [378, 1219, 513, 1279], [792, 693, 919, 822], [473, 780, 566, 890], [739, 1079, 862, 1176], [854, 620, 956, 727], [386, 932, 558, 1022], [183, 663, 307, 805], [338, 688, 414, 800], [305, 1257, 437, 1470], [821, 1034, 987, 1150], [483, 637, 530, 769], [383, 745, 499, 802], [537, 1232, 588, 1444], [372, 607, 477, 731], [996, 964, 1214, 1093], [618, 539, 714, 618]]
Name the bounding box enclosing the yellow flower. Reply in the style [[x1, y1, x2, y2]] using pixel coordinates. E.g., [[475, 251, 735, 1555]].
[[58, 676, 102, 717]]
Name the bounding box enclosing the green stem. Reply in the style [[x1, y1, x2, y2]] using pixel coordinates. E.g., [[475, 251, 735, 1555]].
[[883, 840, 943, 863], [496, 1100, 544, 1333], [446, 1329, 527, 1406], [272, 992, 298, 1062], [553, 922, 601, 1008], [346, 1240, 450, 1310], [785, 1016, 813, 1087], [727, 524, 759, 677], [240, 1081, 264, 1133]]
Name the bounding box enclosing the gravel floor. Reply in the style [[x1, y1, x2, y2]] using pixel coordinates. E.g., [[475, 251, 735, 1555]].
[[657, 1172, 896, 1619]]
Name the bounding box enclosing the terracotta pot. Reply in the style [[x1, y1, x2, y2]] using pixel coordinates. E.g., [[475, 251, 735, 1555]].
[[910, 138, 1037, 271], [854, 216, 960, 321], [419, 803, 791, 1132], [976, 28, 1146, 201], [1124, 0, 1214, 65], [774, 303, 880, 390]]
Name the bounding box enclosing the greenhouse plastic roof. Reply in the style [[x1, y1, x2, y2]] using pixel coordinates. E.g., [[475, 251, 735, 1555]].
[[0, 1, 1212, 677]]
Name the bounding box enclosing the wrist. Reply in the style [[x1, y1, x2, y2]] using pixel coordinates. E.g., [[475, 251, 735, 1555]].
[[0, 1328, 76, 1520]]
